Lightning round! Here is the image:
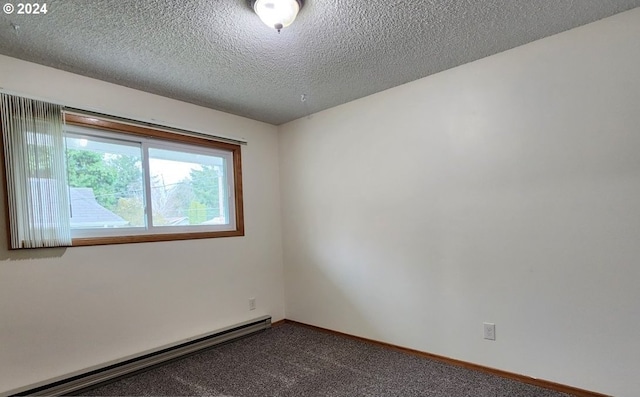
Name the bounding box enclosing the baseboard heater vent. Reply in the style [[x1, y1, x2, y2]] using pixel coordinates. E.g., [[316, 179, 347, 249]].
[[11, 315, 272, 397]]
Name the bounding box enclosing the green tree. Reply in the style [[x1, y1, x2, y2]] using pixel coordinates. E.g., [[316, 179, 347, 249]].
[[66, 149, 118, 208], [66, 149, 142, 225], [188, 201, 207, 225], [108, 155, 142, 199], [27, 142, 54, 177], [115, 197, 145, 226], [189, 165, 221, 219], [168, 180, 195, 217]]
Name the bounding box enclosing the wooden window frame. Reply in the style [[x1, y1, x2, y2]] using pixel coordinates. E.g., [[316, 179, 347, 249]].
[[62, 114, 244, 247]]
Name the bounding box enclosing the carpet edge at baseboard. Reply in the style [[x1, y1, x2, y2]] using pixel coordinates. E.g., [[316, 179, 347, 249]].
[[283, 319, 610, 397]]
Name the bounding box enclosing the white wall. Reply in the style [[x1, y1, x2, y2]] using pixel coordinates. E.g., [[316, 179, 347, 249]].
[[280, 8, 640, 397], [0, 55, 284, 394]]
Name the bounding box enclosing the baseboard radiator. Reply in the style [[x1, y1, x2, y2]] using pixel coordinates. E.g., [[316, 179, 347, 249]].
[[10, 315, 272, 397]]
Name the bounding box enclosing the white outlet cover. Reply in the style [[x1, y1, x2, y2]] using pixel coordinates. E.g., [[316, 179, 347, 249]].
[[483, 322, 496, 340]]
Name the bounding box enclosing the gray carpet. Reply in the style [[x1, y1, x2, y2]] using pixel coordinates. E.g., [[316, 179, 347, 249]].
[[82, 323, 571, 397]]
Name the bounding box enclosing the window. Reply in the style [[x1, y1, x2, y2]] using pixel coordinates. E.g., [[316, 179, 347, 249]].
[[63, 114, 244, 246], [2, 94, 243, 248]]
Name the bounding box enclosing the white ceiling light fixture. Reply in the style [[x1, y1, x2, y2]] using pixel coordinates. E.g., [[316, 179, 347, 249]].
[[250, 0, 304, 33]]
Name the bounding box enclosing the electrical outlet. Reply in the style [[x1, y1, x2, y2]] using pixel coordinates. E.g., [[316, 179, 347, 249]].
[[483, 322, 496, 340], [249, 298, 256, 311]]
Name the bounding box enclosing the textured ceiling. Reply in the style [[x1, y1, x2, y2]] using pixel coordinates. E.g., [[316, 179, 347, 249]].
[[1, 1, 639, 125]]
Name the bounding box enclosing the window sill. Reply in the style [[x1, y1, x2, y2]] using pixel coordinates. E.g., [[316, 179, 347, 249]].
[[71, 229, 245, 247]]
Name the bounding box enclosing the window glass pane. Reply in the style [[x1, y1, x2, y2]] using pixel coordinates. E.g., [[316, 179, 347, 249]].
[[148, 147, 228, 227], [65, 135, 145, 229]]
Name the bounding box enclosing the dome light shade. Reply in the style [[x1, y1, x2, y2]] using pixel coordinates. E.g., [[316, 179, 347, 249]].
[[251, 0, 303, 32]]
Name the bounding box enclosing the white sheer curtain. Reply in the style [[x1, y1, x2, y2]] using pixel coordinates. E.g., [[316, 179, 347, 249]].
[[1, 94, 72, 248]]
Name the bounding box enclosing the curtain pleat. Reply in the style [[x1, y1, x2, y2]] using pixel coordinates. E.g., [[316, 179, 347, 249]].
[[1, 94, 71, 248]]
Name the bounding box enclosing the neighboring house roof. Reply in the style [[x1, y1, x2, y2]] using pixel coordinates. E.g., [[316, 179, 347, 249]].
[[70, 188, 128, 228]]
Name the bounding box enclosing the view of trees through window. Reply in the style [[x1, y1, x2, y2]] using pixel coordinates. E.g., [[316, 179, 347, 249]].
[[66, 148, 144, 226], [65, 135, 227, 229]]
